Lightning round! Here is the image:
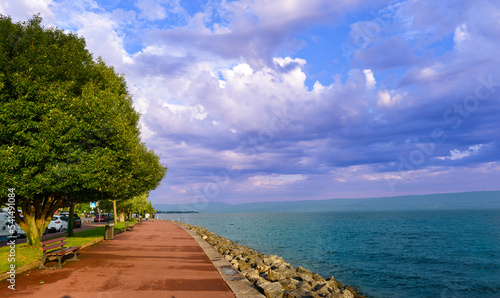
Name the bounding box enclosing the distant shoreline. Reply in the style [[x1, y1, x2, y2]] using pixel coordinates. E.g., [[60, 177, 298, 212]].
[[156, 211, 200, 214]]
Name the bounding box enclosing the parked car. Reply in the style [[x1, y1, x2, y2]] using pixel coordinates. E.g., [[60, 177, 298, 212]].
[[47, 215, 68, 232], [0, 213, 15, 237], [0, 213, 26, 238], [12, 216, 26, 238], [59, 212, 82, 228], [94, 214, 108, 222], [94, 213, 114, 222]]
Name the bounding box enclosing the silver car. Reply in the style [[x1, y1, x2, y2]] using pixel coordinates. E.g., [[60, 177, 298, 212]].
[[47, 215, 68, 232]]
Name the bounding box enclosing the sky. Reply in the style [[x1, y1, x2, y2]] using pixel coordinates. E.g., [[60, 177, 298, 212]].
[[1, 0, 499, 207]]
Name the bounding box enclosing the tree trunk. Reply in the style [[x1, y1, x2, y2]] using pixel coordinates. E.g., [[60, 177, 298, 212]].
[[113, 200, 118, 224], [67, 204, 75, 237], [20, 213, 50, 247], [119, 211, 125, 222], [14, 194, 66, 247]]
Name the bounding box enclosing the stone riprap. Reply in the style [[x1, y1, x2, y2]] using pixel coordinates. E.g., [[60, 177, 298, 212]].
[[173, 221, 364, 298]]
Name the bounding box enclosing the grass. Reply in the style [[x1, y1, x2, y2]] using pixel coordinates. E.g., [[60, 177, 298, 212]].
[[0, 218, 138, 274]]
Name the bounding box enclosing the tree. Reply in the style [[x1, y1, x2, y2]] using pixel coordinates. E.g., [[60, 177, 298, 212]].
[[0, 15, 167, 246]]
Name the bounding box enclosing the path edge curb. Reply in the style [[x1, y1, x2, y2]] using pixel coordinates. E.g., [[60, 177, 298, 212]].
[[172, 221, 265, 298]]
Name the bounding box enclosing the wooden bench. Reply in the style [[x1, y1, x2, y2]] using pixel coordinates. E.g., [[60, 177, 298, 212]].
[[125, 222, 135, 231], [39, 237, 81, 269]]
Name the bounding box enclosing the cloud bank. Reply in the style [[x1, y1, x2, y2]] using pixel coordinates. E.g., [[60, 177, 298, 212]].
[[1, 0, 499, 205]]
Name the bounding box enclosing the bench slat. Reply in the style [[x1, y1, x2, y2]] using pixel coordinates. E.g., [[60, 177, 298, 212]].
[[47, 246, 81, 256], [41, 237, 66, 246], [43, 241, 67, 252]]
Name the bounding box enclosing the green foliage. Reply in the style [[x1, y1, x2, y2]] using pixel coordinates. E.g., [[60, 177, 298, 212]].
[[0, 15, 167, 246], [117, 193, 151, 216]]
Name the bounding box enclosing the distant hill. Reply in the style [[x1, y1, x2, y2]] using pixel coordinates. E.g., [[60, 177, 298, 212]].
[[153, 191, 500, 213]]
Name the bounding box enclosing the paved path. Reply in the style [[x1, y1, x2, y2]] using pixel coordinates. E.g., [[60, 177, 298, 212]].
[[0, 220, 234, 298]]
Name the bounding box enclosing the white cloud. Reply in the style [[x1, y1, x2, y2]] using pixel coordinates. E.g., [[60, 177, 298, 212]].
[[0, 0, 55, 22], [453, 23, 469, 47], [437, 144, 488, 161], [377, 90, 403, 107], [363, 69, 376, 89], [248, 174, 306, 187]]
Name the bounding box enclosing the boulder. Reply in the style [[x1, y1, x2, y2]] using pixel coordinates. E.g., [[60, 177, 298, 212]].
[[276, 264, 296, 279], [313, 273, 325, 282], [238, 261, 252, 271], [296, 266, 313, 277], [258, 281, 283, 298], [256, 264, 272, 274], [295, 273, 314, 283], [283, 287, 313, 298], [244, 269, 261, 283], [343, 286, 357, 298], [296, 281, 313, 292], [279, 278, 298, 291], [312, 283, 330, 296], [326, 276, 343, 290], [267, 270, 284, 282]]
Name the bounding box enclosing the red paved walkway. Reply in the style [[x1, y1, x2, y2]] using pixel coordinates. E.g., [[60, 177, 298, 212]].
[[0, 220, 234, 298]]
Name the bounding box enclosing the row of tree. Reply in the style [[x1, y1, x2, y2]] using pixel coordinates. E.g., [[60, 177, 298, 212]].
[[0, 15, 167, 246], [91, 192, 156, 222]]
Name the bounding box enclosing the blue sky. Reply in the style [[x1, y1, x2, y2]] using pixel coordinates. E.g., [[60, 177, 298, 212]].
[[2, 0, 499, 206]]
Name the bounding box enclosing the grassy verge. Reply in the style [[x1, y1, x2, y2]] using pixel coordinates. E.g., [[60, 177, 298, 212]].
[[0, 218, 137, 274]]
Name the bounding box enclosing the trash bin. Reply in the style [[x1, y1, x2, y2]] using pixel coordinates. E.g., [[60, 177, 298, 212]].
[[104, 224, 114, 240]]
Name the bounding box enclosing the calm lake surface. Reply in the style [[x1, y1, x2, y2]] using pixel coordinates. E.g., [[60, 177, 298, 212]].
[[158, 209, 500, 298]]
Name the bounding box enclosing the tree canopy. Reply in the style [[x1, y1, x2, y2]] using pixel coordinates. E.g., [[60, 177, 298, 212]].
[[0, 15, 166, 246]]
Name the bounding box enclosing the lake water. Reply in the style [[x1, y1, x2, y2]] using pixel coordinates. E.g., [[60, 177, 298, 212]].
[[157, 210, 500, 298]]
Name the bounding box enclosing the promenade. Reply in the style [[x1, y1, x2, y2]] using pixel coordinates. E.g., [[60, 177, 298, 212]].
[[0, 220, 234, 298]]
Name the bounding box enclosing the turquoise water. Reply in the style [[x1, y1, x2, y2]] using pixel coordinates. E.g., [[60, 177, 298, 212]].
[[158, 210, 500, 298]]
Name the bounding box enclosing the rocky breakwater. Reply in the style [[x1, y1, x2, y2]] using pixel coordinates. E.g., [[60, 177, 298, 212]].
[[174, 221, 364, 298]]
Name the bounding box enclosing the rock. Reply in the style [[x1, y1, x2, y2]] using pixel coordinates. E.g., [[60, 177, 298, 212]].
[[252, 258, 266, 269], [283, 287, 313, 298], [257, 264, 272, 274], [296, 266, 313, 277], [267, 270, 284, 282], [263, 257, 275, 266], [244, 269, 261, 282], [239, 261, 252, 271], [326, 276, 343, 291], [279, 278, 298, 291], [276, 264, 296, 279], [295, 273, 314, 283], [343, 286, 357, 298], [297, 281, 313, 291], [258, 281, 283, 298], [346, 285, 362, 295], [230, 258, 239, 266], [313, 273, 325, 282], [312, 283, 330, 295]]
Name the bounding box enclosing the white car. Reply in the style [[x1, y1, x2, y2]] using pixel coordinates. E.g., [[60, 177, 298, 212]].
[[12, 223, 26, 238], [0, 213, 13, 237], [47, 215, 68, 232], [0, 213, 26, 238]]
